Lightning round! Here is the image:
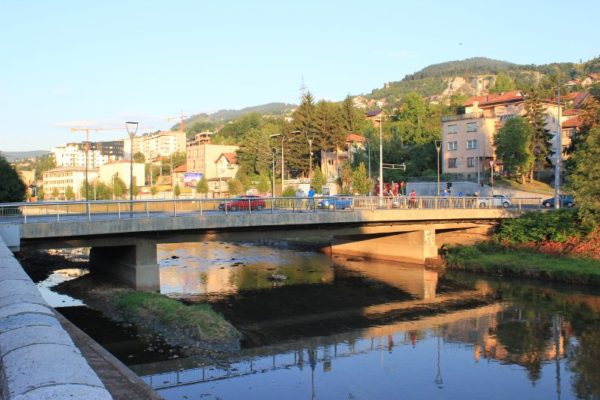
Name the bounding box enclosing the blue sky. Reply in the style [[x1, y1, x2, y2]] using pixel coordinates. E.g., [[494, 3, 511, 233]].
[[1, 0, 599, 151]]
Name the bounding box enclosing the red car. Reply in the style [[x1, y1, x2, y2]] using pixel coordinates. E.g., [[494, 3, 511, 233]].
[[219, 195, 266, 211]]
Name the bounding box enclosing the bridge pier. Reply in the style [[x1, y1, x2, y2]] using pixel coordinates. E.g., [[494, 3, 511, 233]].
[[89, 240, 159, 291], [331, 228, 438, 264]]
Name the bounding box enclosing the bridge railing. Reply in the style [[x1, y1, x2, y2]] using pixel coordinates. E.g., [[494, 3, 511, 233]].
[[0, 195, 543, 224]]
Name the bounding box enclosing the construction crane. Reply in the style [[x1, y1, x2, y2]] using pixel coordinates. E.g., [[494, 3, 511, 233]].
[[70, 126, 123, 202], [166, 111, 190, 133]]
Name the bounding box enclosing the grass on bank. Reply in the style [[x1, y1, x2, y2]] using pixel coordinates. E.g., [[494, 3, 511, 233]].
[[112, 291, 240, 341], [495, 177, 555, 196], [445, 243, 600, 285]]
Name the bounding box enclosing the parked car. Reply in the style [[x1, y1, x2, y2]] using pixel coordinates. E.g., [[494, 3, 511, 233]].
[[218, 195, 266, 211], [318, 195, 353, 210], [477, 194, 512, 208], [542, 194, 575, 208]]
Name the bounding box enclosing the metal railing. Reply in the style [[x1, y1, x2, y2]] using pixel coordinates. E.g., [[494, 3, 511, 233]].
[[0, 196, 543, 224]]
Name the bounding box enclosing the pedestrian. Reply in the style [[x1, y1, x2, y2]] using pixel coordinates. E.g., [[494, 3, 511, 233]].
[[296, 187, 304, 210], [307, 186, 315, 210], [409, 189, 417, 208]]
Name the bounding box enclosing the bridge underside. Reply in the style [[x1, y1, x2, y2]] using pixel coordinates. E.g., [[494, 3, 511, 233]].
[[21, 221, 495, 291]]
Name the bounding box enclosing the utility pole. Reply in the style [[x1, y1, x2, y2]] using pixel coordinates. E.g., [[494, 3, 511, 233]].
[[554, 80, 562, 209], [378, 115, 383, 204]]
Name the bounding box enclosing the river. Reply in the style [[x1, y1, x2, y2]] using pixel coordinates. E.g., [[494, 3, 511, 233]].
[[39, 242, 600, 400]]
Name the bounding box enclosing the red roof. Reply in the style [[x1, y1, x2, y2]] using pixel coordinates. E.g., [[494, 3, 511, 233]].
[[562, 116, 582, 129], [465, 91, 524, 107], [562, 109, 580, 116], [216, 152, 237, 165], [173, 164, 187, 173], [346, 133, 366, 143]]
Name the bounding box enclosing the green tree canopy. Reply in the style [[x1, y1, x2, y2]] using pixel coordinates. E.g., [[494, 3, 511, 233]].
[[494, 117, 534, 183], [196, 178, 209, 196], [0, 154, 26, 202], [352, 162, 371, 195], [133, 152, 145, 163], [227, 178, 243, 196], [311, 166, 326, 194], [490, 73, 516, 93]]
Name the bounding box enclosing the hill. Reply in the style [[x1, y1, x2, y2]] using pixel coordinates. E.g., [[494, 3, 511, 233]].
[[364, 56, 594, 107], [174, 102, 296, 131], [1, 150, 49, 162]]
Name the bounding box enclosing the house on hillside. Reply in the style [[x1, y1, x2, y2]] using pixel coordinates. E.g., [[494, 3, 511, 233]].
[[214, 153, 239, 193], [366, 109, 385, 128], [320, 133, 367, 180]]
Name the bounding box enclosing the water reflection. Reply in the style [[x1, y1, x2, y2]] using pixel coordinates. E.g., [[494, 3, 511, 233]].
[[37, 268, 87, 307], [141, 243, 600, 400]]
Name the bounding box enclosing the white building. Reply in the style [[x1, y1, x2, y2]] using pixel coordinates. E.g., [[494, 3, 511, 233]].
[[52, 141, 124, 168], [124, 131, 186, 161], [98, 161, 145, 189], [43, 167, 97, 199]]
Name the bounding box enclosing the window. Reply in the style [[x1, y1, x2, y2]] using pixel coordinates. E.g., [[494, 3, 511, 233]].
[[467, 157, 475, 168], [448, 158, 457, 169], [447, 141, 458, 151], [447, 124, 458, 134], [467, 139, 478, 149], [467, 122, 477, 132]]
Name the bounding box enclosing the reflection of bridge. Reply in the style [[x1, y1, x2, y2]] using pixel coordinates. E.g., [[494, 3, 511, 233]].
[[137, 303, 504, 391], [0, 197, 533, 290]]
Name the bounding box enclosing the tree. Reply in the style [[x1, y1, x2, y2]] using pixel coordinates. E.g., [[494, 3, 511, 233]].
[[311, 166, 326, 194], [112, 175, 127, 198], [227, 179, 243, 196], [257, 173, 270, 194], [490, 73, 516, 94], [64, 186, 75, 200], [340, 95, 366, 133], [133, 152, 145, 163], [0, 154, 26, 202], [352, 162, 371, 195], [174, 184, 181, 198], [339, 162, 353, 194], [150, 186, 158, 196], [494, 117, 534, 183], [236, 127, 272, 176], [196, 178, 209, 197], [51, 188, 59, 199], [525, 89, 553, 179], [33, 154, 56, 180], [38, 186, 45, 201], [291, 92, 318, 177]]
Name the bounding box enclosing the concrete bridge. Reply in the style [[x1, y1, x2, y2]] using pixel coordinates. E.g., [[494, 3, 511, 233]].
[[0, 196, 537, 291]]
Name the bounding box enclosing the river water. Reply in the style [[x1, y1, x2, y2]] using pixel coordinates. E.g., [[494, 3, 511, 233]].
[[42, 242, 600, 400]]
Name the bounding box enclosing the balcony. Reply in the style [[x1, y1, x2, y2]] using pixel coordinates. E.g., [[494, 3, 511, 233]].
[[441, 112, 483, 122]]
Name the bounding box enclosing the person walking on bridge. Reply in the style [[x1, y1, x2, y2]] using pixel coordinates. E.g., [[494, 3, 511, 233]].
[[409, 189, 417, 209]]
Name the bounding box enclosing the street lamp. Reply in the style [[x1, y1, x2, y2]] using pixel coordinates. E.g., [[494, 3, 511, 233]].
[[270, 133, 284, 194], [435, 140, 441, 196], [307, 138, 313, 178], [126, 121, 139, 215], [271, 150, 276, 198], [378, 115, 383, 204], [554, 81, 562, 209]]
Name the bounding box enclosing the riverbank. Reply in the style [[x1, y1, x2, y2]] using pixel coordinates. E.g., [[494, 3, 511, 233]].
[[54, 274, 241, 355], [443, 209, 600, 285], [444, 243, 600, 285]]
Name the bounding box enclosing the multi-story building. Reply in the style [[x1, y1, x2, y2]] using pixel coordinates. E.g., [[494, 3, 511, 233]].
[[52, 141, 124, 168], [441, 91, 563, 181], [321, 133, 367, 180], [124, 131, 186, 161], [97, 161, 145, 189], [186, 143, 239, 181], [42, 167, 97, 199]]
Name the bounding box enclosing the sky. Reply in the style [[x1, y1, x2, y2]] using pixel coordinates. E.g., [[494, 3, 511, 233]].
[[1, 0, 599, 152]]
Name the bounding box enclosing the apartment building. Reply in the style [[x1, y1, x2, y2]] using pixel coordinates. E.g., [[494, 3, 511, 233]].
[[186, 143, 239, 180], [124, 131, 186, 161], [441, 91, 563, 181], [52, 141, 124, 168], [43, 167, 97, 199]]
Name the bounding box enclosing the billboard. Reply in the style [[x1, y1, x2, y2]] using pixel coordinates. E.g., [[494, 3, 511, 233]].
[[184, 172, 202, 188]]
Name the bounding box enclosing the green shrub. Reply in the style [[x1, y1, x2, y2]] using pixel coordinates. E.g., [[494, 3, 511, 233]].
[[496, 210, 589, 244]]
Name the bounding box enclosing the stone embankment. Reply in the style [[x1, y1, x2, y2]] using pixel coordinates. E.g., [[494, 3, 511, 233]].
[[0, 238, 112, 399]]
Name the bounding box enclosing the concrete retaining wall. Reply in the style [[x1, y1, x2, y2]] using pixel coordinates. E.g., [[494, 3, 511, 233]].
[[0, 238, 112, 399]]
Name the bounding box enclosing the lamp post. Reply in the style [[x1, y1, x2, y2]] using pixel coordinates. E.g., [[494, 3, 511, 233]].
[[271, 150, 276, 198], [378, 116, 383, 204], [270, 133, 284, 193], [308, 138, 313, 178], [126, 121, 139, 216], [554, 81, 562, 209], [435, 140, 441, 196]]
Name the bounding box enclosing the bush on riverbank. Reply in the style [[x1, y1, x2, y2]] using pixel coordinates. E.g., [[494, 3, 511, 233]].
[[445, 243, 600, 285], [113, 291, 241, 345], [496, 209, 590, 244]]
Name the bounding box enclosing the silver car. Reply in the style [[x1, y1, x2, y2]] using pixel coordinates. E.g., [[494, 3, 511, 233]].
[[477, 195, 512, 208]]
